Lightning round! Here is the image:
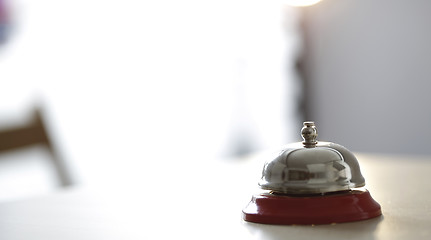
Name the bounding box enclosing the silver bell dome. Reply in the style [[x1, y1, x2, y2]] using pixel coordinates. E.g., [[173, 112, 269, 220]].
[[259, 121, 365, 194]]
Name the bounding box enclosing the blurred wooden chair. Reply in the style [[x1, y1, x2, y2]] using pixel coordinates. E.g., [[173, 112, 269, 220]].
[[0, 108, 73, 187]]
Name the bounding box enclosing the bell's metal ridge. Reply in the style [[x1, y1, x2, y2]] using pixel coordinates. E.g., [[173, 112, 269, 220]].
[[258, 121, 365, 194]]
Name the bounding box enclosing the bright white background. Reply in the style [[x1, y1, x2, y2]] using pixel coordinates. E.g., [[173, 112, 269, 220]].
[[0, 0, 301, 200]]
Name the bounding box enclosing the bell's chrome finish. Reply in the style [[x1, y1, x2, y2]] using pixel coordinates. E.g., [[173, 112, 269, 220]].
[[259, 121, 365, 194]]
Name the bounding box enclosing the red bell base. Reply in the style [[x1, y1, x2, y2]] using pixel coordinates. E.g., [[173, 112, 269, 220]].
[[242, 190, 381, 225]]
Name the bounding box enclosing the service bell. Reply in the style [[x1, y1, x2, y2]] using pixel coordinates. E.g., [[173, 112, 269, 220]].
[[242, 121, 382, 225]]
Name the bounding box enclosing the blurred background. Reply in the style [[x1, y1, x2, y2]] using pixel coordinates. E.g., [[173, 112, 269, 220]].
[[0, 0, 431, 202]]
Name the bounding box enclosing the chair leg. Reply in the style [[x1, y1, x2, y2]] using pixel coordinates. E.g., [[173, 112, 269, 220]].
[[35, 108, 74, 187], [49, 148, 74, 187]]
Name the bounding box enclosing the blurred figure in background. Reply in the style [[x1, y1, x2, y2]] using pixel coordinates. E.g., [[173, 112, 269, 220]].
[[0, 0, 10, 44]]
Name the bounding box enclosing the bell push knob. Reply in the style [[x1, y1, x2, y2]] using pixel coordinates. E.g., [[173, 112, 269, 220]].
[[301, 121, 318, 147]]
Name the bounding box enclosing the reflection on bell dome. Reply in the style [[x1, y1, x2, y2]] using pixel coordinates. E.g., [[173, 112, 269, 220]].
[[259, 122, 365, 194]]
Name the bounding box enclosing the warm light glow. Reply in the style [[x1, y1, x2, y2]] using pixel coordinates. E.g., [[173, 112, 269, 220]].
[[284, 0, 322, 7]]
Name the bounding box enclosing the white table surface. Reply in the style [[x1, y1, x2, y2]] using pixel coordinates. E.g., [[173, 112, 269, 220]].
[[0, 152, 430, 240]]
